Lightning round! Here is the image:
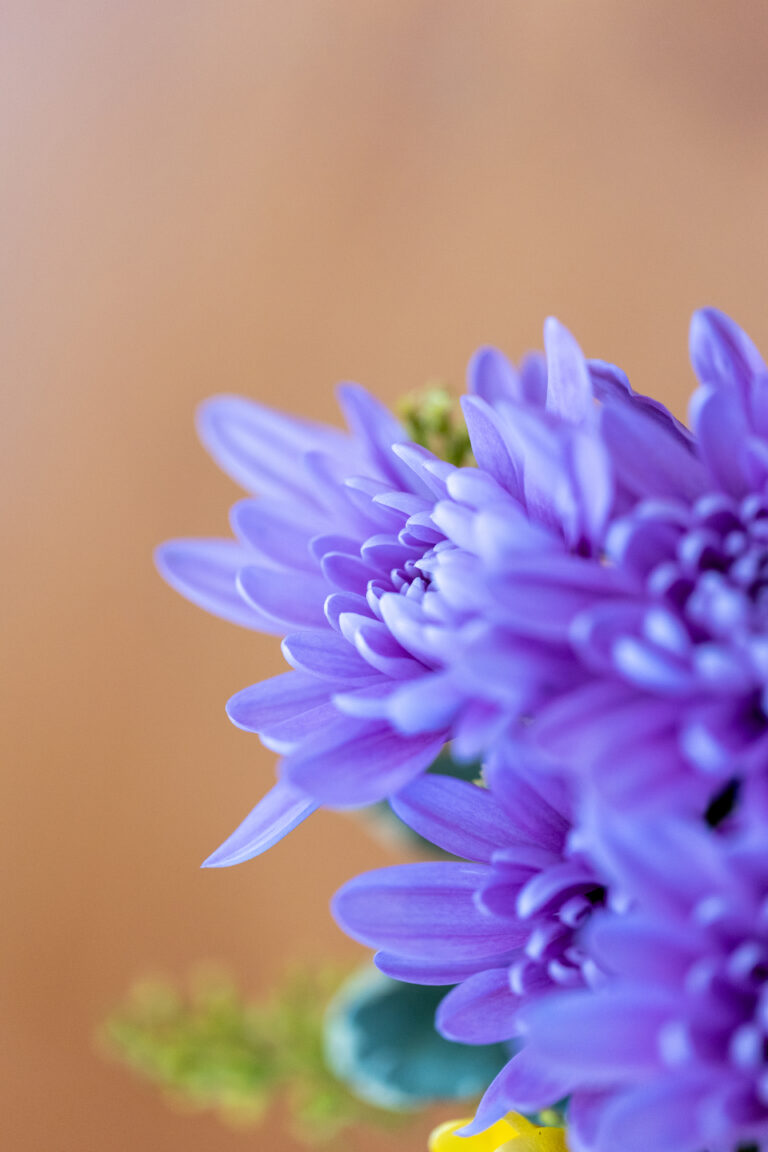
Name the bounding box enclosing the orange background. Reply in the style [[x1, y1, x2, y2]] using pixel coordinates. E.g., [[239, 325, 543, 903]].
[[5, 3, 768, 1149]]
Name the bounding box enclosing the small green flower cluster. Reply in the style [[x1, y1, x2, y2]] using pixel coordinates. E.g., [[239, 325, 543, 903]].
[[398, 386, 473, 467], [99, 966, 392, 1142]]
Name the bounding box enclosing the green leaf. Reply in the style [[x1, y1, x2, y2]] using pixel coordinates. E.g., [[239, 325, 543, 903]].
[[324, 967, 509, 1110]]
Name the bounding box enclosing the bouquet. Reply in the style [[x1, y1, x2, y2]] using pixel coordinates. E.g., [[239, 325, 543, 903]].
[[149, 308, 768, 1152]]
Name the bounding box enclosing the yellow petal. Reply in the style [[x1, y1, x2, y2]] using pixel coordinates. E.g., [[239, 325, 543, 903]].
[[428, 1116, 519, 1152], [500, 1113, 569, 1151], [428, 1113, 569, 1152]]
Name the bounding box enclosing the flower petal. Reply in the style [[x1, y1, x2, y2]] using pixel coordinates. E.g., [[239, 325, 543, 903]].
[[592, 1076, 713, 1152], [237, 564, 329, 628], [544, 317, 593, 425], [391, 775, 512, 862], [283, 719, 443, 806], [468, 346, 520, 406], [336, 383, 414, 489], [689, 307, 765, 403], [460, 1048, 573, 1134], [229, 498, 317, 569], [690, 384, 751, 496], [197, 394, 348, 499], [225, 671, 331, 732], [436, 969, 522, 1044], [281, 630, 378, 682], [384, 674, 462, 735], [374, 950, 518, 986], [520, 989, 675, 1084], [461, 395, 524, 500], [332, 862, 528, 960], [202, 780, 317, 867], [155, 538, 282, 631]]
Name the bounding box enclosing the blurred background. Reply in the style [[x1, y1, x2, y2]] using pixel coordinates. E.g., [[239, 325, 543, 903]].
[[5, 2, 768, 1148]]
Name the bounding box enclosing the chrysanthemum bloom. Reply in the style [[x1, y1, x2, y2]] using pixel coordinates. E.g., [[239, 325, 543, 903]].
[[519, 816, 768, 1152], [435, 310, 768, 816], [156, 384, 451, 863], [429, 1111, 568, 1151], [333, 751, 605, 1132], [156, 320, 621, 864], [362, 322, 728, 809]]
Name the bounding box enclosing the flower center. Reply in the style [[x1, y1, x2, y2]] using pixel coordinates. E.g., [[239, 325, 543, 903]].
[[652, 492, 768, 642]]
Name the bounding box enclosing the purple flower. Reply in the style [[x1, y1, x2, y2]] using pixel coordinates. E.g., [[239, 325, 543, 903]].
[[414, 310, 768, 818], [529, 310, 768, 816], [332, 748, 607, 1134], [156, 384, 456, 864], [520, 815, 768, 1152], [158, 310, 762, 868], [156, 318, 628, 865]]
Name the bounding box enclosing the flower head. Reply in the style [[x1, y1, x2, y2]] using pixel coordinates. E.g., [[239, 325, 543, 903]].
[[332, 749, 606, 1131], [421, 310, 768, 820], [157, 383, 462, 862], [156, 319, 622, 864], [520, 815, 768, 1152]]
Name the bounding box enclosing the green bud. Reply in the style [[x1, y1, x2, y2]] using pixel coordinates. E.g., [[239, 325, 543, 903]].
[[398, 385, 473, 467]]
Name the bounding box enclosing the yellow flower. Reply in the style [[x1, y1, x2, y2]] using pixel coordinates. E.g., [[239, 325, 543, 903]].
[[428, 1112, 568, 1152]]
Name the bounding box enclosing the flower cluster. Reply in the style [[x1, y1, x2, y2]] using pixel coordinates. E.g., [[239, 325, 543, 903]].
[[159, 308, 768, 1152]]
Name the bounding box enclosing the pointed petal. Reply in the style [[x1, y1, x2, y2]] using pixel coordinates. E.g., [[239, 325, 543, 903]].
[[589, 359, 694, 447], [258, 702, 342, 754], [593, 1077, 713, 1152], [237, 564, 329, 628], [226, 671, 331, 732], [519, 352, 548, 406], [460, 1049, 573, 1135], [599, 401, 706, 502], [281, 630, 377, 682], [520, 989, 674, 1083], [461, 396, 524, 500], [384, 674, 462, 735], [468, 347, 520, 405], [544, 317, 593, 424], [332, 862, 528, 960], [230, 499, 316, 569], [436, 969, 521, 1044], [374, 950, 517, 986], [202, 781, 317, 866], [391, 775, 512, 862], [197, 394, 348, 499], [336, 383, 414, 489], [155, 538, 282, 631], [283, 718, 442, 806], [488, 553, 633, 642], [483, 753, 570, 846], [565, 427, 613, 545], [690, 308, 765, 403], [586, 913, 702, 983], [689, 385, 750, 495]]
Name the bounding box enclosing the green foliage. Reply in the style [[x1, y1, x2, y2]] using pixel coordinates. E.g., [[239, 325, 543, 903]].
[[99, 966, 398, 1142], [398, 385, 473, 467], [325, 968, 509, 1111]]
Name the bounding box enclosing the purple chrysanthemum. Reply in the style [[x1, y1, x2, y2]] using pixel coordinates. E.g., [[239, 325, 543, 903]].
[[333, 748, 608, 1134], [156, 383, 455, 863], [156, 318, 629, 864], [158, 305, 768, 1151], [403, 310, 768, 819], [519, 815, 768, 1152]]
